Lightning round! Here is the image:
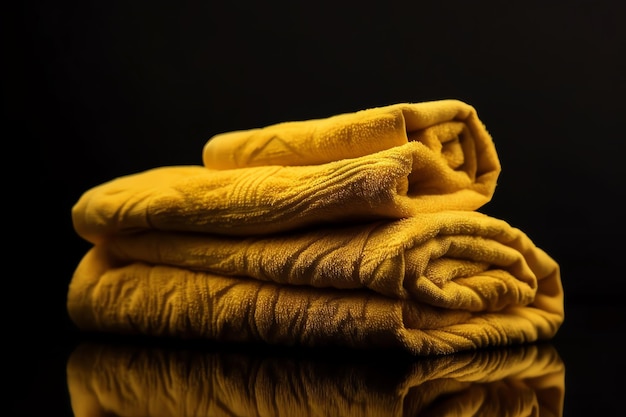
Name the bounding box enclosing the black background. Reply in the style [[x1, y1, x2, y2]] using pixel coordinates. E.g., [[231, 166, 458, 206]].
[[7, 0, 626, 415]]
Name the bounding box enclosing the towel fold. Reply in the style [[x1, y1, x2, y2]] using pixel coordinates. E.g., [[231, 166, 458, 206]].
[[203, 99, 499, 174], [67, 211, 563, 355], [73, 144, 497, 241], [73, 100, 500, 242], [67, 341, 564, 417]]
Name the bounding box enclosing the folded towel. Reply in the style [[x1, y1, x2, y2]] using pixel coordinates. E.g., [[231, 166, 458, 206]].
[[68, 99, 562, 355], [203, 99, 499, 174], [73, 100, 500, 242], [67, 211, 564, 355], [67, 341, 564, 417], [71, 145, 495, 241]]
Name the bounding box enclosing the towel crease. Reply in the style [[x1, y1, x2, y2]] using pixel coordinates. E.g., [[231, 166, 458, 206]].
[[73, 140, 499, 242]]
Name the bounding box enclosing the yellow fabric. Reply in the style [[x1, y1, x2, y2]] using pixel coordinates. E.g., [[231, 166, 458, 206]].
[[68, 99, 564, 355], [67, 212, 563, 354], [67, 341, 565, 417], [202, 99, 498, 173], [74, 100, 499, 241], [74, 146, 498, 243]]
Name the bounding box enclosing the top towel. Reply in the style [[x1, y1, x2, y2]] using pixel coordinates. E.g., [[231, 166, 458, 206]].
[[203, 99, 499, 172], [73, 100, 501, 240], [204, 99, 500, 197], [202, 99, 500, 228]]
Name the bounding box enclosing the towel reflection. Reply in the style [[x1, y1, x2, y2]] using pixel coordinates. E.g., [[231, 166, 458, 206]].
[[67, 341, 564, 417]]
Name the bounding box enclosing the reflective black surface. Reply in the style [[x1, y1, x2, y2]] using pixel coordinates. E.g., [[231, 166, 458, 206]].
[[66, 341, 564, 416], [9, 298, 626, 416]]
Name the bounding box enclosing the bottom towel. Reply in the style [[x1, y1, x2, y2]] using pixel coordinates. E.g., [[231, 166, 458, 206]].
[[66, 341, 565, 417], [67, 211, 564, 356]]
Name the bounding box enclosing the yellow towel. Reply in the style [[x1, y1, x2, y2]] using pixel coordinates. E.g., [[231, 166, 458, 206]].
[[67, 341, 564, 417], [68, 99, 563, 355], [67, 211, 563, 355], [203, 99, 499, 173], [73, 100, 500, 242]]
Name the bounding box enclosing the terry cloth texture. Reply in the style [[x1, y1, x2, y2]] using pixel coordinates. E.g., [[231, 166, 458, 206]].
[[66, 341, 564, 417], [68, 212, 563, 354], [68, 99, 564, 355], [73, 100, 500, 241]]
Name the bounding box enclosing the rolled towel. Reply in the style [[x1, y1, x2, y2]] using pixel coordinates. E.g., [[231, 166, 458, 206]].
[[203, 99, 499, 174], [72, 100, 500, 242], [67, 211, 564, 355], [66, 341, 564, 417]]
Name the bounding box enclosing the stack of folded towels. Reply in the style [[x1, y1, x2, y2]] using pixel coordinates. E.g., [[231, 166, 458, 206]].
[[67, 99, 564, 356]]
